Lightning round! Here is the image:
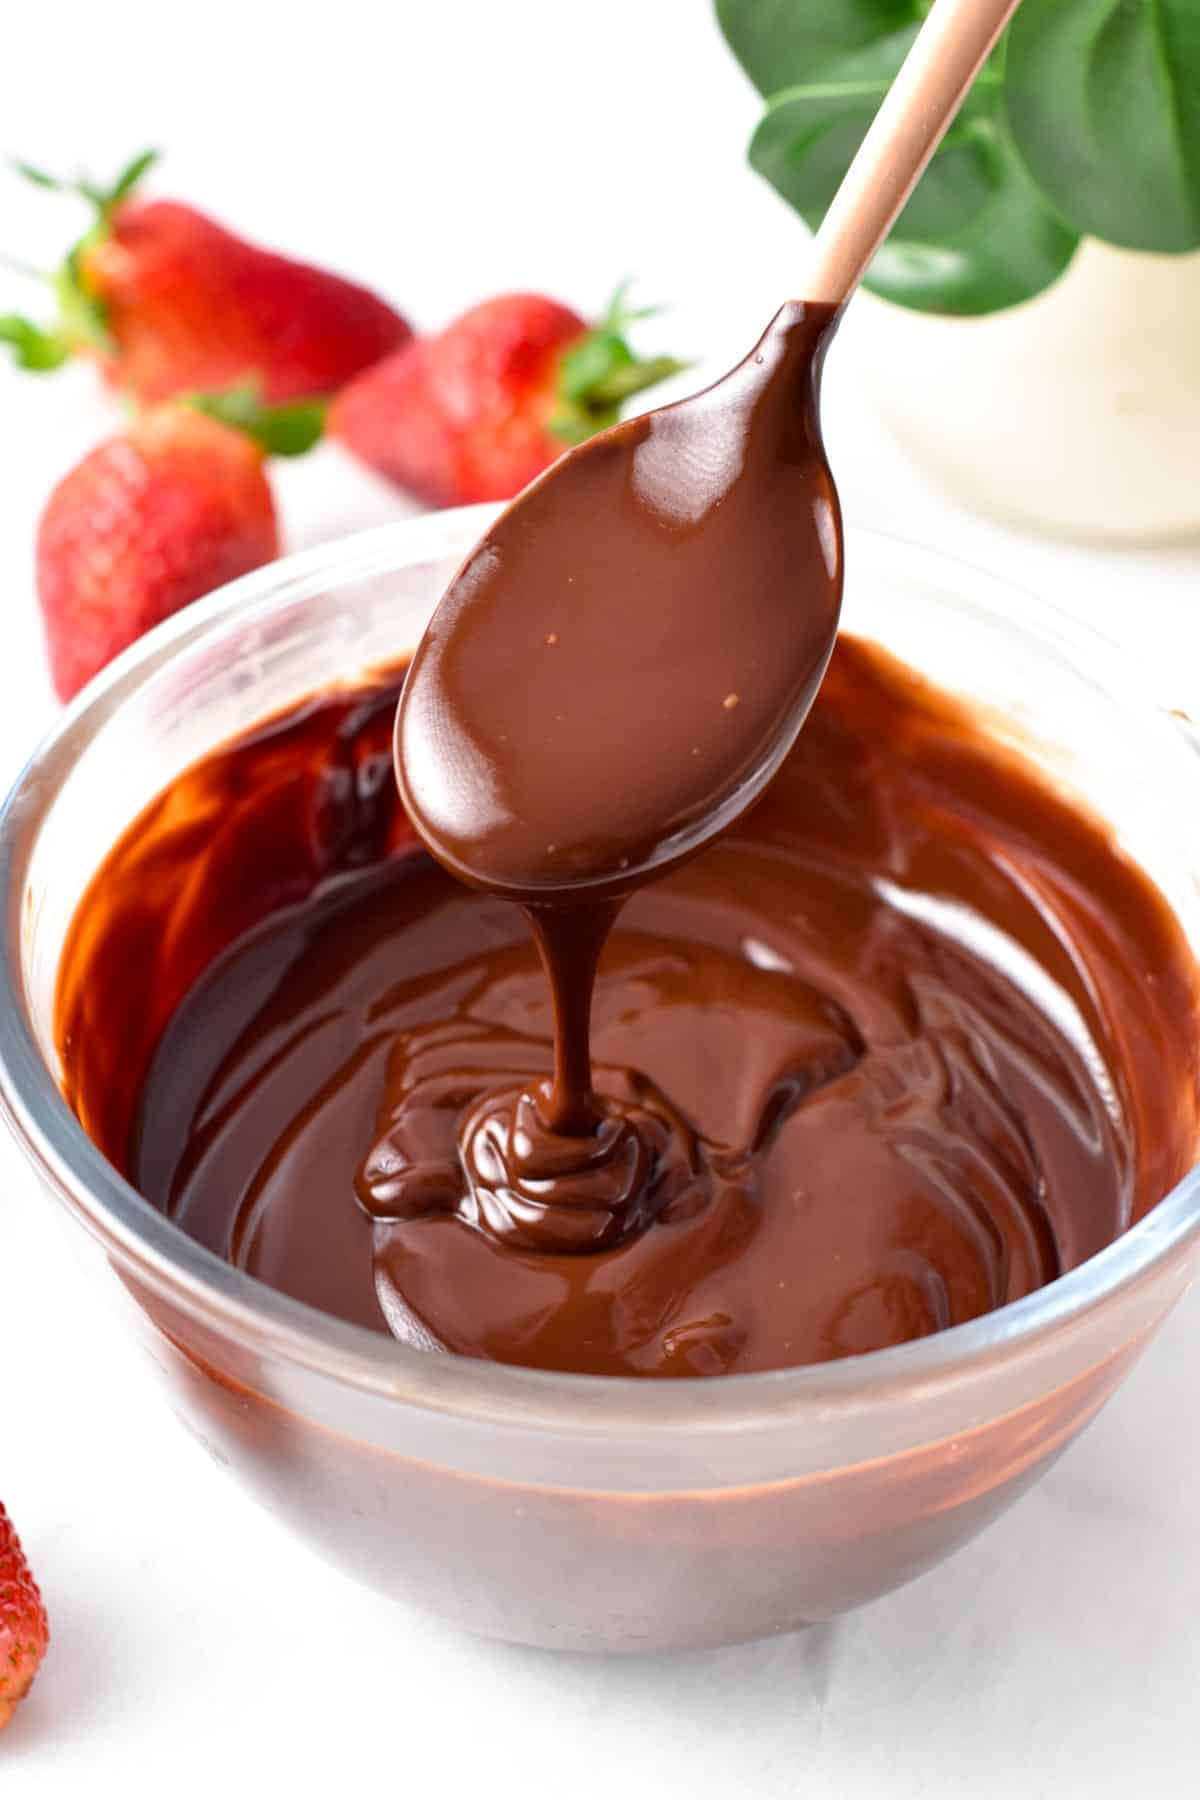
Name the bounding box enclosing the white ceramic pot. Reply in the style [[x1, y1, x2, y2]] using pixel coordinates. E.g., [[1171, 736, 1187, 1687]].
[[846, 241, 1200, 544]]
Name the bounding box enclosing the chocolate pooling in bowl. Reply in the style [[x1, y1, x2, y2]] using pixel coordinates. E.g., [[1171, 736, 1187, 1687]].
[[56, 638, 1200, 1375]]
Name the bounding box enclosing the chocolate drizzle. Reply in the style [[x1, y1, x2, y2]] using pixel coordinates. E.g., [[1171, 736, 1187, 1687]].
[[358, 1028, 707, 1255]]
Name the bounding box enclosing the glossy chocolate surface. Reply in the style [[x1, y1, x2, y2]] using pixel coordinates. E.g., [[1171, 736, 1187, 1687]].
[[56, 638, 1200, 1375]]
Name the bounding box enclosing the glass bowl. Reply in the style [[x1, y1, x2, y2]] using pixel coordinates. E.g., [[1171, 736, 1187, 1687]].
[[2, 511, 1199, 1655]]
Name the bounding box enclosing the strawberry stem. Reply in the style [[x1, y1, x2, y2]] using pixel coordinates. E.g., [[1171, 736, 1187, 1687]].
[[186, 381, 326, 457], [551, 282, 689, 446]]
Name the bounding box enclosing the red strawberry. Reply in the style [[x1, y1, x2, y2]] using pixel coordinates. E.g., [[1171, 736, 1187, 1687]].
[[0, 1503, 48, 1730], [2, 150, 411, 403], [35, 390, 318, 700], [330, 285, 686, 506]]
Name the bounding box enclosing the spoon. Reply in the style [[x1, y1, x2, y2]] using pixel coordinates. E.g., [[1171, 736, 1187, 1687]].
[[395, 0, 1022, 904], [372, 0, 1023, 1350]]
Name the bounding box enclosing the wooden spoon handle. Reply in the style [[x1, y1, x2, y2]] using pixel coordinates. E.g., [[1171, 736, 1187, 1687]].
[[805, 0, 1023, 308]]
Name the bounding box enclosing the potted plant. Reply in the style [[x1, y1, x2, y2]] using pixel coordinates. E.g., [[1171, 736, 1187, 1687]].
[[718, 0, 1200, 541]]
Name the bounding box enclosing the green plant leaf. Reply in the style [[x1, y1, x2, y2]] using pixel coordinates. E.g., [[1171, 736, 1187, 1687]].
[[867, 123, 1081, 313], [749, 29, 984, 228], [1006, 0, 1200, 253], [749, 31, 1079, 314], [188, 382, 327, 457], [715, 0, 917, 96], [0, 314, 70, 371]]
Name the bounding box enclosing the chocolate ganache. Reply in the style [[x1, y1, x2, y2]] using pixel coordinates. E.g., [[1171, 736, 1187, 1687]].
[[56, 637, 1200, 1376]]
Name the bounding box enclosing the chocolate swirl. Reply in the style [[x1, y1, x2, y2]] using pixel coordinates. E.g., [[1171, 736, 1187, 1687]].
[[356, 1022, 709, 1254]]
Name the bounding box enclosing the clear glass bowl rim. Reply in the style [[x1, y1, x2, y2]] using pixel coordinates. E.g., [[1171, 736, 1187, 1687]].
[[2, 508, 1198, 1436]]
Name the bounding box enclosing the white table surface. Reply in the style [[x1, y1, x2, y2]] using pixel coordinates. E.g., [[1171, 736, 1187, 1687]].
[[3, 3, 1200, 1793]]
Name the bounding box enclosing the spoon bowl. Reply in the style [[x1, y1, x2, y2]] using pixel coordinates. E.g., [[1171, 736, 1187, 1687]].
[[395, 0, 1024, 904], [394, 301, 843, 901]]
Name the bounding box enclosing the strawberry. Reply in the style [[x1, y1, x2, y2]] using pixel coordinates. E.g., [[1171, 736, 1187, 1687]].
[[36, 389, 319, 700], [0, 1503, 48, 1731], [329, 284, 686, 505], [2, 150, 411, 403]]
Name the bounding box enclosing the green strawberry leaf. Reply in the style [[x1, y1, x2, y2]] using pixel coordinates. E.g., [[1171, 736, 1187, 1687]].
[[3, 146, 161, 376], [748, 31, 1078, 314], [593, 277, 665, 333], [1005, 0, 1200, 253], [12, 159, 65, 192], [188, 382, 326, 457], [551, 286, 689, 445], [0, 314, 71, 371], [12, 146, 158, 221], [715, 0, 918, 96], [101, 147, 160, 214]]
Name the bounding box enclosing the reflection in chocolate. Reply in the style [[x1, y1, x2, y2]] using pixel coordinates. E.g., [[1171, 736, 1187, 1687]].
[[55, 638, 1200, 1377]]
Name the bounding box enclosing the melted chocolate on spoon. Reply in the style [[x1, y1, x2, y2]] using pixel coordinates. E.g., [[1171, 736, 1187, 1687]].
[[392, 302, 842, 1262], [396, 302, 841, 898]]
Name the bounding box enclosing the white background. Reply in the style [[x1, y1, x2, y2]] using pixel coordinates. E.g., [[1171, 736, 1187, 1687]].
[[3, 2, 1200, 1793]]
